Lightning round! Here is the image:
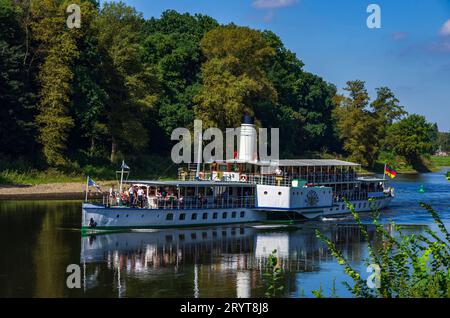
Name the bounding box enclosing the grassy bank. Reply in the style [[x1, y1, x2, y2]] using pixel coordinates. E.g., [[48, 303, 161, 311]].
[[0, 155, 177, 186], [430, 156, 450, 167]]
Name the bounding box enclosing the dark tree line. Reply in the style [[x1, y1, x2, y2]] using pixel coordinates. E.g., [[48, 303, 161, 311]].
[[0, 0, 440, 171]]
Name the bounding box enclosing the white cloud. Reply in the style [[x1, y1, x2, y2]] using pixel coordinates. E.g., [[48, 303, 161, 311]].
[[252, 0, 298, 9], [440, 19, 450, 36]]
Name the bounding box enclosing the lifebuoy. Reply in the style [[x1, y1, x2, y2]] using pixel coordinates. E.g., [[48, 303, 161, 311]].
[[240, 174, 248, 182]]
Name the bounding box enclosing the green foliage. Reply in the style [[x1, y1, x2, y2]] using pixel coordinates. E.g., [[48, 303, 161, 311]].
[[436, 132, 450, 152], [386, 114, 438, 165], [194, 25, 277, 129], [316, 200, 450, 298], [333, 81, 380, 166], [94, 1, 160, 162], [0, 0, 37, 158], [0, 1, 441, 176], [263, 249, 285, 298]]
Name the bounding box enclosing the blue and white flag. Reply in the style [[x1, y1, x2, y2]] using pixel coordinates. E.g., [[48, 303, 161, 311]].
[[88, 177, 101, 191], [121, 160, 130, 170]]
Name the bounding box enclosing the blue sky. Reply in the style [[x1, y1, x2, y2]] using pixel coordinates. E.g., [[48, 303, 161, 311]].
[[104, 0, 450, 131]]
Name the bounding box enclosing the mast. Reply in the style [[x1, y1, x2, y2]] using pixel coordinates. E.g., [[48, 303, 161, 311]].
[[119, 164, 124, 193], [196, 129, 202, 178], [85, 176, 89, 202]]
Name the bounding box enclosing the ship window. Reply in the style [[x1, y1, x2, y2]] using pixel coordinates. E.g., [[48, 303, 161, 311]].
[[165, 235, 173, 242], [126, 214, 129, 218], [240, 211, 245, 218], [166, 213, 174, 221], [192, 213, 198, 220], [213, 212, 218, 219], [179, 213, 186, 220], [179, 234, 185, 240], [202, 232, 208, 239], [212, 231, 217, 237], [232, 212, 237, 218], [342, 205, 345, 210], [222, 212, 227, 219], [222, 231, 227, 236], [203, 212, 208, 220], [191, 233, 197, 239]]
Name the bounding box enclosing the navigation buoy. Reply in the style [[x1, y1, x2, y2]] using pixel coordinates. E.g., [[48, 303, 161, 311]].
[[419, 185, 425, 193]]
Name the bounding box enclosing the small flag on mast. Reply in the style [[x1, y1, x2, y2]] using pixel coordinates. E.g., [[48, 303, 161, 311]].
[[121, 160, 130, 170], [384, 165, 397, 179], [87, 177, 101, 191]]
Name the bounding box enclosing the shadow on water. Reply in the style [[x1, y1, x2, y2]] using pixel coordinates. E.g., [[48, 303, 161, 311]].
[[0, 170, 448, 297]]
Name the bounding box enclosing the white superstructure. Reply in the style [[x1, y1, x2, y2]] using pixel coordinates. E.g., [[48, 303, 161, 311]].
[[82, 120, 394, 233]]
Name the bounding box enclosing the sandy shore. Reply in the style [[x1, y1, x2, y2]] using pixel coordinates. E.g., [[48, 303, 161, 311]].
[[0, 181, 115, 200]]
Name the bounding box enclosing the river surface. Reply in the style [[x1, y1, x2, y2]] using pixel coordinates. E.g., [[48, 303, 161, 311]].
[[1, 169, 449, 298]]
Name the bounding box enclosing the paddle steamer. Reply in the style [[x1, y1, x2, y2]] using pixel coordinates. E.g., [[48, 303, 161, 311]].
[[82, 119, 393, 232]]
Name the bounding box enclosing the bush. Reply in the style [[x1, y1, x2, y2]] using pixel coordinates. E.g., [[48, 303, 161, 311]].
[[316, 200, 450, 298]]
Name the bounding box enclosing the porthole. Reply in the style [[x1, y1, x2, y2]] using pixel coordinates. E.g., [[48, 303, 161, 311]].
[[116, 215, 120, 218], [278, 192, 282, 196], [126, 214, 129, 218], [264, 191, 268, 195], [141, 214, 144, 218]]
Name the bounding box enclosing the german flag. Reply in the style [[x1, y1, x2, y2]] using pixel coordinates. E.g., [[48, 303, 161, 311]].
[[385, 165, 397, 179]]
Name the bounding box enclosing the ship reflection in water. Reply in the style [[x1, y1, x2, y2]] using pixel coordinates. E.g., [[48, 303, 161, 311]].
[[80, 222, 406, 298]]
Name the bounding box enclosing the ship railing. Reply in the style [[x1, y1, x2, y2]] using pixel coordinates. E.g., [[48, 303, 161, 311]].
[[101, 193, 255, 210], [178, 170, 358, 185]]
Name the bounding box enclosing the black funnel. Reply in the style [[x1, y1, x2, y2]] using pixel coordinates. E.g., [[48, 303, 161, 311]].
[[242, 115, 254, 125]]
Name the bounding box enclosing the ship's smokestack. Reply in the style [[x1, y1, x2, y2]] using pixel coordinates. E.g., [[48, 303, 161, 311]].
[[238, 115, 258, 162]]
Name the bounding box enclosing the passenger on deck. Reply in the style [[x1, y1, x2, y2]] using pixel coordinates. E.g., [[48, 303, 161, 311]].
[[137, 187, 144, 208], [128, 186, 135, 207]]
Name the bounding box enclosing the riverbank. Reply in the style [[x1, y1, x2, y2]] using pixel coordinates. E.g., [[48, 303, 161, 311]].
[[0, 181, 115, 200]]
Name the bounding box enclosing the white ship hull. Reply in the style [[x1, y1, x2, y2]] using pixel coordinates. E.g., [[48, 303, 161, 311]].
[[82, 196, 392, 233], [82, 204, 262, 233]]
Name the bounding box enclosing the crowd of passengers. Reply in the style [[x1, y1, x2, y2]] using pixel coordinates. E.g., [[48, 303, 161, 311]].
[[107, 186, 253, 209]]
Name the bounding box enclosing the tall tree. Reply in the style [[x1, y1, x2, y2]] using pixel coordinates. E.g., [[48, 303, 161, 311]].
[[94, 2, 159, 162], [194, 25, 277, 129], [141, 10, 218, 150], [31, 0, 97, 166], [386, 114, 438, 165], [371, 86, 407, 150], [0, 0, 37, 159], [333, 80, 380, 166]]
